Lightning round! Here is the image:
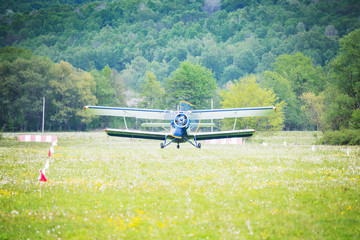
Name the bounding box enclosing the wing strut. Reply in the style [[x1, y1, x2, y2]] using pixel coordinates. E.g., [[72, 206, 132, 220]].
[[124, 116, 128, 130]]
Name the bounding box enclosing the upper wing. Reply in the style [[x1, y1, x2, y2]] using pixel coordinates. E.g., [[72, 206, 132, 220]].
[[84, 106, 173, 120], [140, 122, 215, 128], [105, 128, 171, 140], [190, 106, 276, 120], [188, 129, 255, 140]]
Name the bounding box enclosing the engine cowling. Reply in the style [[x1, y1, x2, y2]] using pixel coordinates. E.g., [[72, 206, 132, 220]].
[[173, 113, 189, 128]]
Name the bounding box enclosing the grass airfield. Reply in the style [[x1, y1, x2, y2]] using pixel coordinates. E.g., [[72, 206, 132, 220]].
[[0, 131, 359, 239]]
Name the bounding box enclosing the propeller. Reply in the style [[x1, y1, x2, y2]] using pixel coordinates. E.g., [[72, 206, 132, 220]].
[[179, 101, 201, 132], [174, 113, 189, 128], [180, 101, 193, 111]]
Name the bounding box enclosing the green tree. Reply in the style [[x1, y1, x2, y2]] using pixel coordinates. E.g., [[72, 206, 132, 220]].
[[272, 52, 325, 96], [73, 70, 98, 129], [120, 57, 150, 90], [319, 29, 360, 132], [322, 86, 354, 131], [92, 65, 116, 106], [165, 61, 217, 109], [89, 67, 126, 130], [262, 52, 326, 130], [109, 69, 126, 107], [139, 71, 164, 109], [200, 37, 227, 80], [350, 109, 360, 129], [221, 75, 285, 131], [0, 47, 52, 131], [300, 92, 325, 131], [261, 70, 300, 130], [220, 64, 243, 87], [233, 49, 257, 74], [49, 61, 97, 131], [331, 29, 360, 109]]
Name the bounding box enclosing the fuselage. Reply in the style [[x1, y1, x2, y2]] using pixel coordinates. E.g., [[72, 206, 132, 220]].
[[170, 112, 190, 142]]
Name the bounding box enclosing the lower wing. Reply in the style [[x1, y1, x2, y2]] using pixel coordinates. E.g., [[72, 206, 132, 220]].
[[105, 128, 171, 140], [188, 129, 255, 140], [140, 122, 170, 128]]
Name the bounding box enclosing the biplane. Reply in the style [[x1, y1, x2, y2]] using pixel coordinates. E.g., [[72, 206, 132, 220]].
[[84, 101, 276, 149]]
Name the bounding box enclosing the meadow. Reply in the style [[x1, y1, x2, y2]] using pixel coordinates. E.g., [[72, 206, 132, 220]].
[[0, 131, 359, 239]]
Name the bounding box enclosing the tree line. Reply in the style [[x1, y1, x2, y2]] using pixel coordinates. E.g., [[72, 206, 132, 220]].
[[0, 0, 359, 144], [1, 28, 359, 139], [0, 47, 218, 131], [1, 0, 359, 88]]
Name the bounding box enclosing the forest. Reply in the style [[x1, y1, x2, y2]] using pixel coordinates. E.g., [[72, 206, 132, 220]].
[[0, 0, 360, 143]]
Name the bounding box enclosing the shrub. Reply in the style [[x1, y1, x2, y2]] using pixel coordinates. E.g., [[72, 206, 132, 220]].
[[318, 129, 360, 145]]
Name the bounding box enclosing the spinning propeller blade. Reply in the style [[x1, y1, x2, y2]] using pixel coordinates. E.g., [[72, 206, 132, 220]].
[[179, 101, 203, 132], [180, 101, 193, 111]]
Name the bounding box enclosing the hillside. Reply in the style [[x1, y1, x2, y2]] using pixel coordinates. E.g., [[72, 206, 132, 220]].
[[0, 0, 360, 134], [1, 0, 359, 87]]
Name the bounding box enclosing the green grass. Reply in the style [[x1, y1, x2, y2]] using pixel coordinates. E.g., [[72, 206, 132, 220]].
[[0, 131, 359, 239]]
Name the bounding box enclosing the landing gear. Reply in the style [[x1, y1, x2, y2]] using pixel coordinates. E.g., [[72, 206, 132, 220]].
[[160, 135, 176, 149], [182, 135, 201, 148], [160, 135, 201, 149]]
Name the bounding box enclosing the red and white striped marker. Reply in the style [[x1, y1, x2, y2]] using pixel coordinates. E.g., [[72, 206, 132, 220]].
[[205, 138, 243, 145], [19, 135, 57, 143]]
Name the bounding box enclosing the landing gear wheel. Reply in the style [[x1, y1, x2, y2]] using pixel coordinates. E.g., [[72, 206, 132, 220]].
[[177, 143, 180, 149], [160, 143, 164, 149], [197, 143, 201, 148]]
